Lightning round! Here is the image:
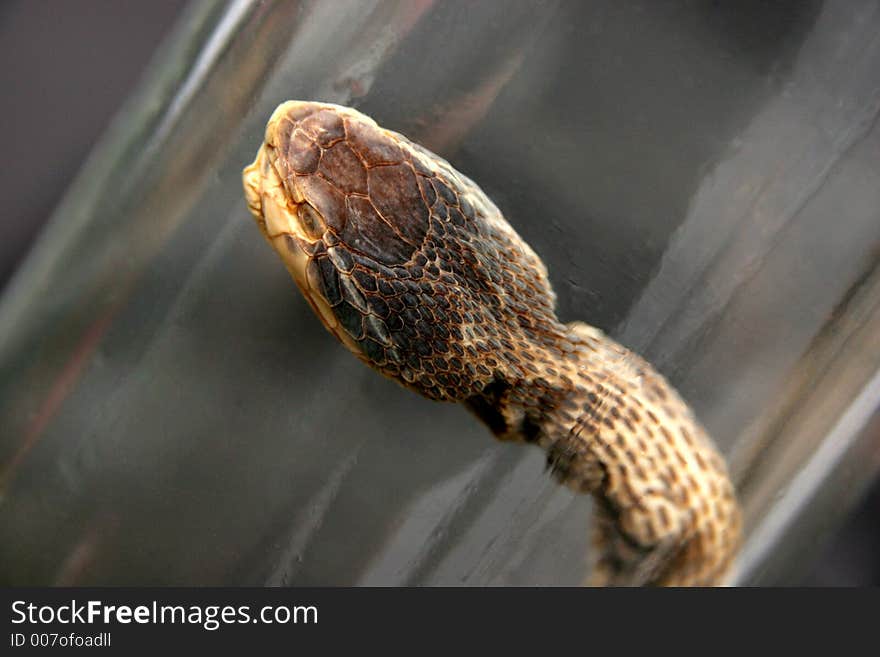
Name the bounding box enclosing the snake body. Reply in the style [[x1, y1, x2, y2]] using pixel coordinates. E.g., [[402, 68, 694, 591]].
[[242, 101, 741, 586]]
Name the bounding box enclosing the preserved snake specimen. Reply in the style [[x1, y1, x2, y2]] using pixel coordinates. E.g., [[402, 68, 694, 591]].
[[242, 101, 741, 586]]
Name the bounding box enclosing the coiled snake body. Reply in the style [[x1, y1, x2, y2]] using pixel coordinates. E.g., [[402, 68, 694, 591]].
[[243, 101, 741, 586]]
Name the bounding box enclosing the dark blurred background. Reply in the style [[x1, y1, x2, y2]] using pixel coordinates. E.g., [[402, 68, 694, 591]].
[[0, 0, 876, 585]]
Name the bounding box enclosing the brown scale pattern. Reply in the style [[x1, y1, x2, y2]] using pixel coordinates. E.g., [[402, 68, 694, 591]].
[[242, 101, 742, 586]]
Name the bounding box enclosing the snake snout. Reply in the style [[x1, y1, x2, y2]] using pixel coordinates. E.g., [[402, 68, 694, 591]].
[[242, 153, 264, 221], [261, 101, 432, 267]]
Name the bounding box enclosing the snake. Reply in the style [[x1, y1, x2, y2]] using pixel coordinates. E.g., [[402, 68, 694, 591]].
[[242, 101, 742, 586]]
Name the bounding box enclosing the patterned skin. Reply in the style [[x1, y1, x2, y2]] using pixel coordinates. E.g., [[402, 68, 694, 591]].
[[242, 101, 741, 586]]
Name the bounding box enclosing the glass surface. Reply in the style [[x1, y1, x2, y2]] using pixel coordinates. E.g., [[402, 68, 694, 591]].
[[1, 0, 879, 585]]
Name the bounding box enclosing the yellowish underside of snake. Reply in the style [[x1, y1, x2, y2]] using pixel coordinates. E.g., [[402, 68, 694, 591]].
[[242, 100, 742, 586]]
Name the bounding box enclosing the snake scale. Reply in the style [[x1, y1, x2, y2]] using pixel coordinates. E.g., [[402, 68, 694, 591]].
[[242, 101, 741, 586]]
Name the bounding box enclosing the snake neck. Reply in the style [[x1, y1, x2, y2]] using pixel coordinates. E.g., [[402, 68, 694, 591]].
[[464, 320, 645, 452], [464, 320, 741, 586]]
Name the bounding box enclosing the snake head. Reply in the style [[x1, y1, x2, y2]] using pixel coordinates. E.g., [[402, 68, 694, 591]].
[[244, 101, 427, 259], [243, 104, 743, 586], [243, 101, 556, 401]]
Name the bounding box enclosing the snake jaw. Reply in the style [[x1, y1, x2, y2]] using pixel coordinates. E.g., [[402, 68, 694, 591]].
[[243, 138, 363, 358], [243, 142, 318, 249]]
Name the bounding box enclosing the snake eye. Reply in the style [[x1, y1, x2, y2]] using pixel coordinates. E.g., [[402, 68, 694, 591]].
[[297, 203, 325, 239]]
